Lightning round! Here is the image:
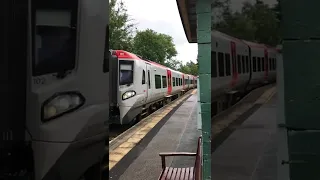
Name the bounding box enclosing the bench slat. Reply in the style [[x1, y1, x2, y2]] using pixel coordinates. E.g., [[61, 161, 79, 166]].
[[171, 168, 177, 180], [167, 167, 174, 179], [189, 167, 194, 180], [160, 167, 170, 180], [175, 168, 182, 180], [181, 168, 186, 180], [185, 168, 189, 180]]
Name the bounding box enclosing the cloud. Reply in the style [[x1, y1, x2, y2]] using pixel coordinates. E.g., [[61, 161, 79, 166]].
[[122, 0, 197, 64]]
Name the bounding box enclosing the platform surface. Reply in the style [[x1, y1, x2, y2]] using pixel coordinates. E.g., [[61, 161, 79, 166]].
[[117, 94, 200, 180], [212, 93, 277, 180]]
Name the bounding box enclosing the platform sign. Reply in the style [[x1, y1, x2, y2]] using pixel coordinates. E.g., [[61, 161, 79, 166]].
[[197, 77, 202, 130]]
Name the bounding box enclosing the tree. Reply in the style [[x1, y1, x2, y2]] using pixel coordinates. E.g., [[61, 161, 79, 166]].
[[132, 29, 177, 64], [272, 0, 281, 32], [109, 0, 136, 51], [163, 59, 183, 71], [179, 61, 198, 75], [212, 0, 280, 46]]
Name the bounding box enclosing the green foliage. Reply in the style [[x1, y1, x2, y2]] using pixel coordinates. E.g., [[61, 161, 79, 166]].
[[132, 29, 177, 64], [109, 0, 135, 51], [213, 0, 280, 46], [179, 61, 198, 76], [163, 58, 183, 71], [109, 0, 198, 75]]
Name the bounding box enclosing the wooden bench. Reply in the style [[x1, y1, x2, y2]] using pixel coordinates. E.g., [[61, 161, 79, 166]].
[[158, 137, 202, 180]]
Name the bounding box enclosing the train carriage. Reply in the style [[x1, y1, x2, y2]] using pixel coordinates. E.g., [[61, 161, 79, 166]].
[[211, 30, 279, 116], [211, 30, 250, 100], [242, 40, 269, 88], [265, 45, 278, 83], [110, 50, 196, 125]]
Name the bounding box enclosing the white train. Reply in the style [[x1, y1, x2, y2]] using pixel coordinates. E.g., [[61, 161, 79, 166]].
[[109, 50, 197, 125], [1, 0, 109, 179], [211, 30, 279, 115]]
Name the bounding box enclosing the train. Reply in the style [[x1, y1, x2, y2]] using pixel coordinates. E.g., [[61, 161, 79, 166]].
[[1, 0, 109, 179], [109, 50, 197, 125], [211, 30, 279, 115]]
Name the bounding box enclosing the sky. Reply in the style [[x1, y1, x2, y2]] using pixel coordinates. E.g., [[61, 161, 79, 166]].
[[122, 0, 197, 64], [122, 0, 277, 64]]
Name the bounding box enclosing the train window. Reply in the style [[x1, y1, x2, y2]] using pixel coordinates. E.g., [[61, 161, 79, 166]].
[[257, 57, 261, 71], [142, 70, 146, 84], [225, 53, 231, 76], [155, 75, 162, 89], [119, 60, 134, 85], [218, 52, 225, 77], [246, 56, 249, 73], [162, 76, 167, 88], [32, 6, 78, 76], [274, 58, 276, 70], [180, 78, 182, 86], [237, 55, 241, 74], [148, 70, 151, 89], [211, 51, 217, 77], [242, 55, 245, 73], [176, 77, 179, 86], [172, 77, 175, 86], [269, 58, 272, 70], [261, 57, 265, 71], [253, 57, 257, 72], [103, 26, 109, 73]]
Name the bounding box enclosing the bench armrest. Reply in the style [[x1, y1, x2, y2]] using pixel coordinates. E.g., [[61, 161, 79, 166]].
[[159, 152, 197, 169], [159, 152, 197, 157]]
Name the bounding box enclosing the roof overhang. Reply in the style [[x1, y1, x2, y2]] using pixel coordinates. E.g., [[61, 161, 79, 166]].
[[176, 0, 197, 43]]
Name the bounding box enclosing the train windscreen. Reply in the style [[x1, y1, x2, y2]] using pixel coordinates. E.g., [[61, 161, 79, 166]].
[[32, 0, 78, 76], [119, 60, 134, 85]]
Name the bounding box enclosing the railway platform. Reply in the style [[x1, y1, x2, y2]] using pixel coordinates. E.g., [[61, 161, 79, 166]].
[[211, 86, 277, 180], [109, 89, 200, 180]]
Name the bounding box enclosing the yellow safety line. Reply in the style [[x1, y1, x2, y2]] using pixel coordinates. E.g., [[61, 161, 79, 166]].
[[108, 90, 196, 170]]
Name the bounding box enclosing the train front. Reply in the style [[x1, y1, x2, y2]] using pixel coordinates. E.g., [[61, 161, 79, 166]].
[[110, 50, 145, 125], [25, 0, 109, 179]]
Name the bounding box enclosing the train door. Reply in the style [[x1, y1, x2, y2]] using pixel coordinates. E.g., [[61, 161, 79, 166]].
[[182, 74, 185, 90], [141, 64, 149, 103], [264, 48, 269, 81], [230, 41, 238, 87], [1, 0, 30, 177], [167, 69, 172, 95], [146, 64, 152, 102]]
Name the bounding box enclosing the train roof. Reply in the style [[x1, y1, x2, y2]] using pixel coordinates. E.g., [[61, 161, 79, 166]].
[[113, 50, 168, 69], [212, 30, 245, 45], [241, 40, 267, 49], [113, 50, 199, 76]]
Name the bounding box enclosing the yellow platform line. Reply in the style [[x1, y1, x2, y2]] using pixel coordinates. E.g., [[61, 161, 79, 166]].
[[108, 90, 196, 170]]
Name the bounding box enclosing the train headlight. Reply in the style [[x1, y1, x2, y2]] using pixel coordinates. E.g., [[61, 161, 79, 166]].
[[42, 92, 85, 122], [122, 90, 136, 100]]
